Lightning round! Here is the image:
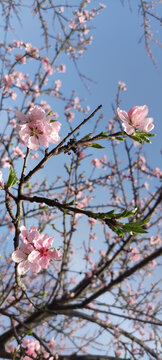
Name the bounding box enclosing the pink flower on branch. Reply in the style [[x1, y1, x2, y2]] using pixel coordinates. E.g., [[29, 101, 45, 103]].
[[15, 106, 61, 150], [12, 226, 62, 275], [117, 105, 154, 135]]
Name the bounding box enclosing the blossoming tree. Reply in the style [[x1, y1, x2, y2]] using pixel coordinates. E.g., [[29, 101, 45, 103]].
[[0, 1, 161, 360]]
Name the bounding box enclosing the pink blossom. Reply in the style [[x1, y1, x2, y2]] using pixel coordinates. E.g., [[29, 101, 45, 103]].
[[88, 218, 97, 227], [11, 242, 41, 275], [84, 253, 91, 262], [3, 74, 14, 87], [150, 234, 161, 245], [118, 81, 126, 91], [43, 352, 50, 358], [42, 56, 54, 75], [20, 225, 40, 244], [66, 111, 75, 122], [89, 246, 95, 253], [48, 338, 56, 351], [114, 349, 122, 357], [54, 80, 62, 94], [117, 105, 154, 135], [144, 182, 149, 190], [89, 233, 97, 241], [153, 167, 162, 178], [15, 106, 61, 151], [0, 171, 4, 188], [15, 54, 26, 63], [70, 277, 76, 284], [13, 146, 25, 158], [13, 40, 23, 48], [59, 7, 64, 13], [130, 247, 140, 261], [69, 20, 76, 29], [23, 339, 40, 358], [99, 250, 106, 257], [5, 344, 15, 353], [56, 64, 66, 73], [91, 158, 101, 168], [31, 152, 39, 160], [1, 156, 10, 168], [29, 234, 62, 269], [12, 226, 62, 274], [101, 155, 107, 163], [78, 149, 85, 160], [10, 91, 17, 100], [25, 43, 38, 57]]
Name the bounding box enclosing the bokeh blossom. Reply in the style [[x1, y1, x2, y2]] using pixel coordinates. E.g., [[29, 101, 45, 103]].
[[117, 105, 154, 135]]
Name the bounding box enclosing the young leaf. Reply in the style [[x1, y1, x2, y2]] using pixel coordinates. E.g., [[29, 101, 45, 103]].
[[27, 328, 33, 335], [116, 136, 127, 141], [105, 210, 115, 218], [88, 143, 105, 149], [6, 167, 18, 189], [116, 208, 137, 219], [68, 199, 75, 205], [97, 131, 110, 138]]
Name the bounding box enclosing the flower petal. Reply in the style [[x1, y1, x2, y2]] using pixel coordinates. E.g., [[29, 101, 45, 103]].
[[28, 250, 40, 263], [11, 249, 26, 263], [117, 108, 129, 123], [17, 260, 30, 275]]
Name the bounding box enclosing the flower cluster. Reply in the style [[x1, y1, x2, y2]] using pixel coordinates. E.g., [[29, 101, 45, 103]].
[[117, 105, 154, 135], [6, 337, 55, 360], [12, 226, 62, 275], [15, 106, 61, 150]]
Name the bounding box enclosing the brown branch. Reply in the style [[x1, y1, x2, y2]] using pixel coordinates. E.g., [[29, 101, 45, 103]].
[[79, 246, 162, 308]]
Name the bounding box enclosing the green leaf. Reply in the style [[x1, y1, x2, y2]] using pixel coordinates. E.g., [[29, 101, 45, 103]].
[[131, 135, 144, 144], [25, 182, 32, 189], [50, 119, 57, 123], [140, 135, 151, 143], [40, 206, 49, 210], [62, 209, 71, 215], [6, 167, 19, 189], [116, 208, 137, 219], [88, 143, 105, 149], [47, 111, 52, 116], [92, 213, 100, 220], [13, 349, 18, 357], [27, 328, 33, 335], [146, 133, 156, 137], [38, 291, 48, 297], [97, 131, 110, 138], [81, 133, 93, 140], [122, 226, 148, 234], [114, 227, 125, 237], [122, 219, 149, 234], [115, 136, 127, 141], [105, 210, 115, 218], [131, 131, 156, 145], [68, 199, 75, 205]]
